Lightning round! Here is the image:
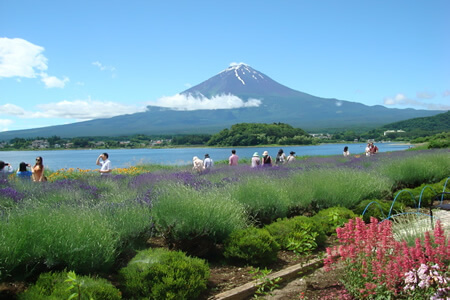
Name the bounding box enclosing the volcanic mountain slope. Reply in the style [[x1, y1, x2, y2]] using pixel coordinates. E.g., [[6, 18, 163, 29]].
[[0, 64, 442, 139]]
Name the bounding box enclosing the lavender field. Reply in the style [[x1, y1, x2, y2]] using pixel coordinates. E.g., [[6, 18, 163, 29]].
[[0, 149, 449, 298]]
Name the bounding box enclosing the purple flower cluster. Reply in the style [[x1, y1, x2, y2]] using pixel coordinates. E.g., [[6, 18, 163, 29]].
[[50, 179, 100, 200], [135, 188, 159, 206], [0, 187, 25, 203], [129, 171, 214, 191]]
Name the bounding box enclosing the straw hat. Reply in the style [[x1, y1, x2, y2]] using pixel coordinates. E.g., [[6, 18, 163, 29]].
[[263, 151, 269, 156]]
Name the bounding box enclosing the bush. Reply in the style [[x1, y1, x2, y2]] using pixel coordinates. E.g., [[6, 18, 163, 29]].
[[119, 248, 209, 300], [312, 206, 358, 235], [354, 199, 404, 222], [230, 177, 291, 224], [289, 168, 393, 209], [18, 270, 121, 300], [393, 178, 449, 207], [223, 227, 280, 266], [264, 216, 326, 252], [151, 184, 247, 256], [378, 152, 450, 188]]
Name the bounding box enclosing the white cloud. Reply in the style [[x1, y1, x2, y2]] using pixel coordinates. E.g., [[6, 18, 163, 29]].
[[0, 119, 13, 131], [443, 90, 450, 97], [0, 37, 47, 78], [0, 104, 27, 116], [36, 99, 145, 119], [0, 99, 146, 120], [40, 73, 69, 88], [148, 93, 262, 110], [416, 91, 435, 99], [383, 93, 450, 110], [92, 61, 116, 77], [0, 37, 69, 88]]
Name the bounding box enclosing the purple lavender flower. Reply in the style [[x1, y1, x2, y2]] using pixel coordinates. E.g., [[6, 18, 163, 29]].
[[0, 187, 25, 202]]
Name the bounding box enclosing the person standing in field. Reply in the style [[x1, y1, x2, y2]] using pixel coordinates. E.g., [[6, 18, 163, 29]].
[[203, 154, 213, 170], [229, 149, 239, 166], [192, 156, 204, 173], [275, 149, 286, 165], [251, 152, 261, 168], [96, 153, 112, 176], [286, 151, 296, 163], [369, 142, 379, 155], [16, 162, 32, 180], [343, 146, 350, 157], [32, 156, 46, 181], [365, 143, 371, 156], [262, 151, 272, 167], [0, 160, 14, 178]]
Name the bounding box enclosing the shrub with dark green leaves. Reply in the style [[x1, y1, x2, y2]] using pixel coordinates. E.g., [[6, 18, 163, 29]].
[[264, 215, 327, 250], [119, 248, 209, 300], [393, 178, 448, 207], [18, 271, 121, 300], [311, 206, 358, 235], [354, 199, 405, 222], [223, 227, 280, 266]]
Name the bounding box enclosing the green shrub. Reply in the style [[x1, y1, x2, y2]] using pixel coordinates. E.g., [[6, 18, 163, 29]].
[[223, 227, 280, 266], [289, 169, 392, 209], [393, 178, 448, 207], [312, 206, 358, 235], [119, 248, 209, 300], [264, 216, 326, 251], [18, 270, 121, 300], [378, 152, 450, 188], [151, 184, 246, 255], [0, 201, 152, 281], [230, 177, 291, 224], [354, 199, 404, 222]]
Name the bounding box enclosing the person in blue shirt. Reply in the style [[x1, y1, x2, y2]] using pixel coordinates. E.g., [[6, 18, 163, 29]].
[[16, 162, 32, 180]]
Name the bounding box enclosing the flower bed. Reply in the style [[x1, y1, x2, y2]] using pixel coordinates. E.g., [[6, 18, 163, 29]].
[[0, 149, 448, 298]]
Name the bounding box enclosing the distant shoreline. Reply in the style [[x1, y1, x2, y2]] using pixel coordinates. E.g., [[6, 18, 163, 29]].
[[0, 141, 416, 152]]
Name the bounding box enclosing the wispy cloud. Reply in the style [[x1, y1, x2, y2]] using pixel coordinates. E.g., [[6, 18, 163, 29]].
[[416, 91, 435, 99], [0, 37, 69, 88], [147, 93, 262, 110], [443, 90, 450, 97], [0, 99, 146, 120], [0, 119, 13, 131], [92, 61, 116, 77], [383, 93, 450, 110]]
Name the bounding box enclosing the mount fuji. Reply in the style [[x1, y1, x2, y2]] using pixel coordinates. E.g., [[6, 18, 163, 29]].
[[0, 64, 442, 139]]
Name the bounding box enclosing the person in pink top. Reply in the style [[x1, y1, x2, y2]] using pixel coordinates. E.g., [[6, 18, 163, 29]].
[[229, 149, 239, 166]]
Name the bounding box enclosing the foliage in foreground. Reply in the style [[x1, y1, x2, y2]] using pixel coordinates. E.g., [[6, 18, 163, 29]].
[[223, 227, 280, 266], [325, 217, 449, 299], [119, 248, 209, 300], [18, 270, 121, 300], [264, 216, 326, 254]]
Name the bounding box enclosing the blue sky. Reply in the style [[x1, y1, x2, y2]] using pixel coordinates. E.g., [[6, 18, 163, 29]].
[[1, 0, 449, 132]]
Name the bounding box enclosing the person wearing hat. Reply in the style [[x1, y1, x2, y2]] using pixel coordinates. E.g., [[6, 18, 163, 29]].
[[262, 151, 272, 167], [287, 151, 296, 163], [0, 160, 14, 178], [251, 152, 261, 168], [203, 154, 214, 170]]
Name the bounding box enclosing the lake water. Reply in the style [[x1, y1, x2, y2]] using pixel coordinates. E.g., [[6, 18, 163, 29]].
[[0, 143, 411, 171]]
